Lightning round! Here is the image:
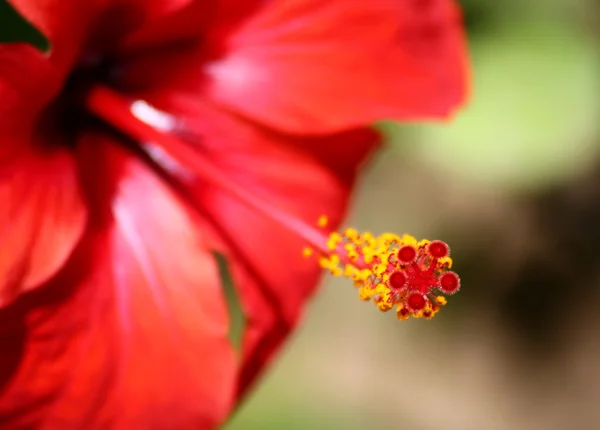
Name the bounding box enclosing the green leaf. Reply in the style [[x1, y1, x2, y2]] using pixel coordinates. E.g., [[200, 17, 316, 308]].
[[0, 0, 49, 52], [213, 252, 245, 352]]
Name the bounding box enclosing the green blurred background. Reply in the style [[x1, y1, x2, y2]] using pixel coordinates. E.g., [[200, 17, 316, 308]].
[[226, 0, 600, 429]]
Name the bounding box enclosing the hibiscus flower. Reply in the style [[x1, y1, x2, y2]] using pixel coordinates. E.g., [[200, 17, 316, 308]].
[[0, 0, 468, 428]]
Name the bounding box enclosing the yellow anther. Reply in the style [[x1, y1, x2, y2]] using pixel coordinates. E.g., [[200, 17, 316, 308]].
[[438, 256, 452, 269], [362, 232, 375, 245], [373, 285, 393, 312], [417, 239, 430, 248], [435, 296, 447, 306], [318, 256, 332, 269], [372, 263, 386, 277], [376, 299, 394, 312], [359, 286, 376, 301], [326, 232, 342, 250], [402, 234, 419, 246], [421, 309, 435, 320], [344, 243, 359, 261], [317, 215, 329, 228], [381, 233, 401, 244], [343, 264, 355, 278], [302, 247, 313, 257], [396, 306, 411, 321], [330, 267, 343, 277], [351, 269, 370, 283], [344, 227, 358, 240], [376, 245, 391, 257]]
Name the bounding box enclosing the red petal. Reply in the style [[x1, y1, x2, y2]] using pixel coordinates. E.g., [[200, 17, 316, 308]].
[[118, 0, 264, 52], [8, 0, 105, 72], [208, 127, 379, 397], [132, 95, 379, 397], [8, 0, 194, 64], [0, 138, 236, 428], [207, 0, 469, 133], [0, 45, 86, 305], [0, 151, 87, 306], [0, 44, 61, 135]]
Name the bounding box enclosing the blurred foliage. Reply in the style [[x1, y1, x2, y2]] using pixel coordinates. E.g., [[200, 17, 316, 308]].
[[0, 0, 49, 51], [399, 23, 600, 192]]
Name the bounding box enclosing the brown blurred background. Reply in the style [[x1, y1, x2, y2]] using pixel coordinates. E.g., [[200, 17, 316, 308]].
[[226, 0, 600, 429]]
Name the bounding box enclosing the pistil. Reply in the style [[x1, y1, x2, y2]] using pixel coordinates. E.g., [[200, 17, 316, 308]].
[[85, 85, 460, 320]]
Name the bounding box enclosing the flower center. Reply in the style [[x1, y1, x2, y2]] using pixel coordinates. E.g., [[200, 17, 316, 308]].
[[41, 54, 119, 144]]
